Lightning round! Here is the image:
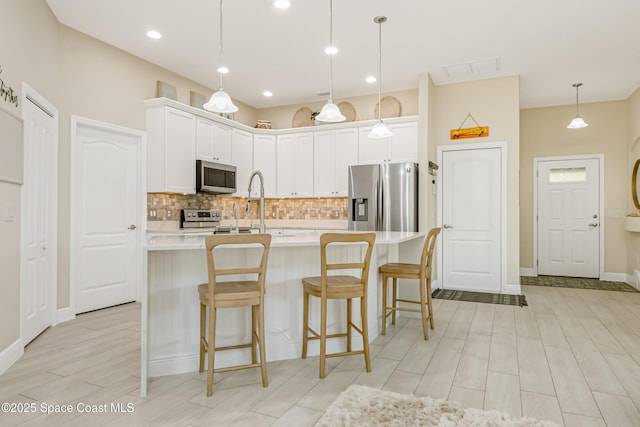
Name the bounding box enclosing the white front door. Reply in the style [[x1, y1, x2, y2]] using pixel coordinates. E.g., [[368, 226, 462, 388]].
[[537, 158, 600, 278], [440, 146, 503, 292], [72, 118, 143, 313], [21, 88, 58, 344]]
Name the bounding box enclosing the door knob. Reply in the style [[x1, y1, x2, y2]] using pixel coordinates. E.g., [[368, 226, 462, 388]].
[[588, 223, 599, 227], [443, 224, 453, 229], [128, 224, 137, 230]]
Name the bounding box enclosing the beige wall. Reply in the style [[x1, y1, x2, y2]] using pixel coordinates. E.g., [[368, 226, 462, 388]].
[[255, 89, 418, 129], [430, 76, 521, 287], [520, 101, 628, 274], [627, 87, 640, 276]]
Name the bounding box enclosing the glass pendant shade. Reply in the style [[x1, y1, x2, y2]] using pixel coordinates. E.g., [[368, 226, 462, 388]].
[[204, 89, 238, 113], [567, 116, 588, 129], [316, 100, 345, 122], [368, 120, 393, 139], [567, 82, 587, 129]]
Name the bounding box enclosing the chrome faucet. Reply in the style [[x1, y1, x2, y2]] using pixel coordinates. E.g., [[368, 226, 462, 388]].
[[247, 171, 266, 233], [231, 202, 239, 233]]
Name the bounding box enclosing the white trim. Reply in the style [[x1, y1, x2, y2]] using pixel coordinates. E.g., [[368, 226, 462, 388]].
[[532, 154, 604, 278], [600, 272, 629, 283], [436, 141, 508, 293], [503, 283, 522, 295], [520, 268, 536, 277], [0, 339, 24, 376], [56, 307, 75, 324], [20, 83, 58, 345], [70, 116, 146, 315], [631, 271, 640, 289]]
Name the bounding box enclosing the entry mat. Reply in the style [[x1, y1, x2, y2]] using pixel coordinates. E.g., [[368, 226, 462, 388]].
[[431, 289, 528, 307], [521, 275, 639, 293]]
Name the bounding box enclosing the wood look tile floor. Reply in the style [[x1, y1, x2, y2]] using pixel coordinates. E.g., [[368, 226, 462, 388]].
[[2, 285, 640, 426]]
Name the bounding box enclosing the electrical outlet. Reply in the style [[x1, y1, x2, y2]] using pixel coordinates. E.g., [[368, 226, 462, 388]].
[[167, 210, 172, 218], [148, 209, 157, 218]]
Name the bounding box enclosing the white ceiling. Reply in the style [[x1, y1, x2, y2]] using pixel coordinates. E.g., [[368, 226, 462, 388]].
[[45, 0, 640, 110]]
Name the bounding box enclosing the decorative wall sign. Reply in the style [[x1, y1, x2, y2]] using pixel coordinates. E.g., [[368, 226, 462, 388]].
[[450, 112, 489, 140], [0, 66, 19, 108], [0, 106, 24, 184]]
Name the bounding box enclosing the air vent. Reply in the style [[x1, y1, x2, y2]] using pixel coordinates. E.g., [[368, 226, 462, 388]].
[[313, 90, 330, 97]]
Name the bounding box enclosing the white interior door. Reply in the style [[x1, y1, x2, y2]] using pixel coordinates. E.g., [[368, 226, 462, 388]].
[[440, 147, 502, 292], [21, 89, 57, 345], [537, 158, 600, 278], [73, 118, 142, 313]]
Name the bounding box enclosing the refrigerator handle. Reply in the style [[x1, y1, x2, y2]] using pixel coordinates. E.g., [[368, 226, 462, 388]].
[[377, 175, 384, 231]]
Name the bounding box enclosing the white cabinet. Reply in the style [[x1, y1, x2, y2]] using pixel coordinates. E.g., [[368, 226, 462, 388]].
[[147, 105, 196, 193], [231, 128, 253, 196], [358, 121, 418, 164], [196, 117, 232, 164], [276, 132, 314, 197], [314, 128, 358, 197], [252, 134, 277, 198]]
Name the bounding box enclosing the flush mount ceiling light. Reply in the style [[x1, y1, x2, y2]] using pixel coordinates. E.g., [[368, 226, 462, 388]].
[[365, 76, 376, 84], [204, 0, 238, 114], [316, 0, 345, 123], [369, 16, 393, 139], [146, 30, 162, 39], [263, 91, 273, 97], [567, 82, 588, 129], [274, 0, 291, 9]]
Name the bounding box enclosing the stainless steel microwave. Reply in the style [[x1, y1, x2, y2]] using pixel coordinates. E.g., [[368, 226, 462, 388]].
[[196, 160, 237, 194]]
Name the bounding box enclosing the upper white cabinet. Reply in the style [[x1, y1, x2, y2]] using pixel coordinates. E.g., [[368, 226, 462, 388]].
[[231, 128, 253, 196], [196, 118, 232, 164], [358, 121, 418, 164], [147, 105, 196, 193], [314, 128, 358, 197], [277, 132, 314, 197], [252, 134, 277, 198]]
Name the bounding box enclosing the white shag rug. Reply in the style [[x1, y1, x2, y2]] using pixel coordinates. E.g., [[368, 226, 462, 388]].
[[316, 385, 559, 427]]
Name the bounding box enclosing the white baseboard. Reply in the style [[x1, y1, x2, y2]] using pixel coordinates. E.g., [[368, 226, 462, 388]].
[[601, 272, 628, 283], [520, 268, 535, 277], [503, 283, 522, 295], [0, 339, 23, 376], [56, 307, 75, 325], [629, 271, 640, 290]]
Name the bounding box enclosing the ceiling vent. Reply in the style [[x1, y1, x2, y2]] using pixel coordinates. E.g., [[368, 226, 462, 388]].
[[443, 57, 500, 79]]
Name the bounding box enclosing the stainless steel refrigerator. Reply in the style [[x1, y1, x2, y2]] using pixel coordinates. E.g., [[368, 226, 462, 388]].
[[348, 162, 418, 231]]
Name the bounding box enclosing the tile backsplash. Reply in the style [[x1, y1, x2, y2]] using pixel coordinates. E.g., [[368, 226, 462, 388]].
[[147, 193, 347, 221]]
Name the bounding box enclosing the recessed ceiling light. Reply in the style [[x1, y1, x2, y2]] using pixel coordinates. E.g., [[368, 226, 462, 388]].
[[217, 66, 229, 74], [146, 30, 162, 39], [365, 76, 376, 84], [263, 91, 273, 97], [325, 46, 338, 55], [274, 0, 291, 9]]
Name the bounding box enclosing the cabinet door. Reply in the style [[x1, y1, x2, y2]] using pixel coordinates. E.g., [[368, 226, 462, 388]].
[[388, 122, 418, 163], [276, 134, 296, 197], [212, 123, 232, 163], [231, 129, 253, 196], [334, 128, 358, 196], [313, 130, 336, 197], [358, 126, 388, 164], [164, 108, 196, 193], [253, 134, 277, 198], [294, 132, 314, 197], [196, 117, 215, 161]]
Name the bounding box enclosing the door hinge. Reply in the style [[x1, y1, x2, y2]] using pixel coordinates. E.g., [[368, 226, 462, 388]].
[[536, 259, 539, 266]]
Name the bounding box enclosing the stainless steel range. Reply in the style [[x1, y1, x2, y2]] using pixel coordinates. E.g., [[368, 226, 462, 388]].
[[180, 209, 221, 231]]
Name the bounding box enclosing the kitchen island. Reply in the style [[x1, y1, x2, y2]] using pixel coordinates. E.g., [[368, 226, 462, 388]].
[[141, 231, 424, 395]]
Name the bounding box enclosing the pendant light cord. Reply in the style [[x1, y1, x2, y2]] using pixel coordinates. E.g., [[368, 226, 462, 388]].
[[328, 0, 334, 102], [377, 18, 382, 121], [575, 84, 580, 116], [218, 0, 224, 90]]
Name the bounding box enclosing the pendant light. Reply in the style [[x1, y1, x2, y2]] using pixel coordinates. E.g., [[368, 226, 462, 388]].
[[369, 16, 393, 139], [567, 82, 587, 129], [204, 0, 238, 114], [316, 0, 345, 123]]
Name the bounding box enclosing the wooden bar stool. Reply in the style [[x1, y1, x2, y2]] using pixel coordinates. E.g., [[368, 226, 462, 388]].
[[198, 233, 271, 396], [379, 227, 441, 340], [301, 232, 376, 379]]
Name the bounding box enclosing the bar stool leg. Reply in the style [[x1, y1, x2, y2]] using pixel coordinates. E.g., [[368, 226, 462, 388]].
[[427, 278, 435, 329], [419, 276, 429, 340], [251, 305, 258, 364], [319, 297, 328, 379], [199, 303, 206, 373], [258, 301, 268, 387], [361, 294, 371, 372], [346, 298, 352, 352], [392, 278, 398, 325], [381, 274, 388, 335], [302, 291, 309, 358], [206, 306, 217, 397]]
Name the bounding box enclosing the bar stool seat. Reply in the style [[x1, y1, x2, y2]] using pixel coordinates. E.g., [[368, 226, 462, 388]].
[[379, 227, 441, 340]]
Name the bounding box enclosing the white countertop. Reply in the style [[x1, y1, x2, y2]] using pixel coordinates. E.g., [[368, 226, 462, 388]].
[[145, 230, 425, 251]]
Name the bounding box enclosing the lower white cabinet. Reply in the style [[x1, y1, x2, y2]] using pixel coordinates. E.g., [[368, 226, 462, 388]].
[[314, 128, 358, 196], [276, 132, 314, 197]]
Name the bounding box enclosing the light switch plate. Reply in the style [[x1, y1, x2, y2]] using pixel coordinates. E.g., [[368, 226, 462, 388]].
[[4, 203, 14, 222]]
